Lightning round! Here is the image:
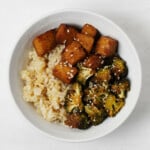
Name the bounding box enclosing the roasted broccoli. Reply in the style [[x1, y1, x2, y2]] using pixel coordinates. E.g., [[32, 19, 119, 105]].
[[76, 63, 95, 85], [111, 56, 127, 80], [65, 82, 84, 113], [83, 82, 108, 108], [65, 113, 91, 129], [85, 105, 107, 125], [103, 94, 125, 117], [93, 66, 111, 83], [111, 79, 130, 99]]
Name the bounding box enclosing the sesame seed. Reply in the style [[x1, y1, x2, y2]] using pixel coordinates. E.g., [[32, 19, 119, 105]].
[[68, 76, 72, 79], [67, 29, 70, 33], [68, 63, 72, 68], [117, 76, 120, 80], [76, 38, 79, 42], [88, 63, 92, 67], [63, 40, 67, 44], [70, 69, 74, 73], [63, 61, 68, 65], [63, 62, 66, 65], [70, 74, 73, 78], [101, 60, 104, 64], [73, 37, 76, 40]]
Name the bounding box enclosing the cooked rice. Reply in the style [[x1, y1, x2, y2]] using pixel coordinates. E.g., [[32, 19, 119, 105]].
[[21, 45, 69, 122]]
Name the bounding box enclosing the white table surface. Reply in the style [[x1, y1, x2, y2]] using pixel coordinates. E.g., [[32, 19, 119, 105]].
[[0, 0, 150, 149]]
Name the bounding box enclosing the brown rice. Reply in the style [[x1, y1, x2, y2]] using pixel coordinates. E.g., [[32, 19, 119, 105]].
[[21, 45, 69, 123]]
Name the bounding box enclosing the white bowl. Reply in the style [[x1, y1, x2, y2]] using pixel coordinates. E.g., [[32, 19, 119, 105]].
[[9, 9, 142, 142]]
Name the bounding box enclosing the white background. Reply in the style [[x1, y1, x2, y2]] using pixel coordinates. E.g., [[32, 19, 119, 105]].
[[0, 0, 150, 149]]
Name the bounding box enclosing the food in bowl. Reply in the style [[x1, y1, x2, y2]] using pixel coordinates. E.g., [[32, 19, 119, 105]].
[[21, 23, 130, 129]]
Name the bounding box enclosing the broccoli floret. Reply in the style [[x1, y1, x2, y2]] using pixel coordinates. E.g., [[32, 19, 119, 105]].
[[111, 79, 130, 99], [103, 94, 125, 117], [93, 66, 111, 83], [85, 105, 107, 125], [111, 56, 127, 80], [65, 82, 84, 113], [83, 82, 108, 108], [65, 113, 91, 129], [76, 63, 95, 85]]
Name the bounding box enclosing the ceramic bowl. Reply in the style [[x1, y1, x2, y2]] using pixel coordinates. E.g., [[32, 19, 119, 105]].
[[9, 9, 142, 142]]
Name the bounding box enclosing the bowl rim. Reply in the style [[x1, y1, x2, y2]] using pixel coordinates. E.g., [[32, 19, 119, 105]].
[[8, 8, 142, 142]]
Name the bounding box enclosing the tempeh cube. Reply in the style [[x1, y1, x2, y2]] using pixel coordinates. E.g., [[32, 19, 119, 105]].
[[81, 24, 97, 37], [53, 62, 78, 84], [95, 36, 118, 57], [83, 54, 104, 69], [62, 41, 86, 65], [75, 33, 94, 53], [56, 24, 78, 45], [33, 30, 56, 56]]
